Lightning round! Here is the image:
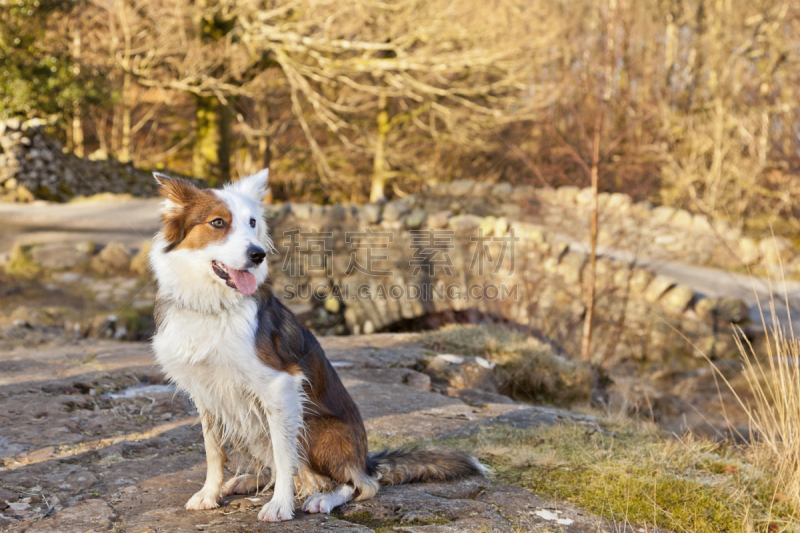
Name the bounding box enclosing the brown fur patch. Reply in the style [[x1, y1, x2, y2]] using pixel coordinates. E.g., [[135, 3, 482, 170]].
[[369, 448, 484, 485], [304, 416, 365, 484], [154, 176, 231, 251], [251, 286, 372, 482]]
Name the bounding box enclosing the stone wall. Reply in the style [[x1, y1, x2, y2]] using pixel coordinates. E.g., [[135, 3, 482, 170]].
[[264, 198, 750, 364], [423, 180, 798, 278], [0, 119, 166, 202], [3, 172, 765, 364]]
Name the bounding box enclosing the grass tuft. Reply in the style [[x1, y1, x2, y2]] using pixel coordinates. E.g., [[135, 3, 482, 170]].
[[729, 311, 800, 513], [423, 324, 593, 405]]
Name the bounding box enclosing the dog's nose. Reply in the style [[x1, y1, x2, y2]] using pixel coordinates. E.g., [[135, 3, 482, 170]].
[[248, 245, 266, 265]]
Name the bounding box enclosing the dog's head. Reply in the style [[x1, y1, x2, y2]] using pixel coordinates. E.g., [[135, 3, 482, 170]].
[[149, 169, 273, 310]]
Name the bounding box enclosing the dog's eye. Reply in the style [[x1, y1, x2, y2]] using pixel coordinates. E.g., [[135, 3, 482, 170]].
[[249, 218, 256, 228], [210, 218, 226, 229]]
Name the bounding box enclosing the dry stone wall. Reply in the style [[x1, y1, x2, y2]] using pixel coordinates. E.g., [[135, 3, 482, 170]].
[[264, 198, 749, 364], [426, 180, 798, 278], [0, 119, 197, 202]]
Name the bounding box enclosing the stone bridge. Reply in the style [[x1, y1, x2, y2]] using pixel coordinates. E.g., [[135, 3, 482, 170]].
[[266, 190, 752, 364], [2, 157, 789, 364]]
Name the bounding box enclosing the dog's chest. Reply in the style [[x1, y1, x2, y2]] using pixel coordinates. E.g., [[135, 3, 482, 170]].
[[153, 301, 273, 445]]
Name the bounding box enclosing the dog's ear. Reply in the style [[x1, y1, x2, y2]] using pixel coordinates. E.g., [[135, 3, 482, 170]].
[[153, 173, 200, 210], [229, 169, 269, 204], [154, 173, 200, 249]]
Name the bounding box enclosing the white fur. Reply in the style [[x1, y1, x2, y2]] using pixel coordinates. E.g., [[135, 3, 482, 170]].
[[223, 473, 273, 496], [228, 168, 270, 203], [150, 170, 305, 522], [149, 173, 273, 314], [302, 484, 355, 514]]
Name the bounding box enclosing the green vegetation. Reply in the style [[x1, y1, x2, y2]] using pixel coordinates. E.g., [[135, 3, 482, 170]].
[[423, 324, 594, 406], [367, 314, 796, 533], [391, 420, 795, 532], [4, 243, 40, 278], [0, 0, 109, 119]]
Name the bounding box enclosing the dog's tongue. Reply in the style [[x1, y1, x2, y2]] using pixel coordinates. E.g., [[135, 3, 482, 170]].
[[228, 268, 257, 295]]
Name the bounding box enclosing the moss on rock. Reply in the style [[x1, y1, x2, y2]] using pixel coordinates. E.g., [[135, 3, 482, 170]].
[[4, 243, 41, 278]]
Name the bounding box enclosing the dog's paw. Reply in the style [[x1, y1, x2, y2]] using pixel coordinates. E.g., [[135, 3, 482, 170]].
[[223, 475, 257, 495], [257, 498, 294, 522], [302, 493, 337, 514], [185, 487, 221, 510]]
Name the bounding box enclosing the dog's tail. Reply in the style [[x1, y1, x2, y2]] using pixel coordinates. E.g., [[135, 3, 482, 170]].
[[368, 448, 489, 486]]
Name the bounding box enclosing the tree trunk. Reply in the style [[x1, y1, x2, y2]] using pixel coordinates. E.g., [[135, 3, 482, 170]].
[[192, 95, 232, 185], [71, 25, 84, 158], [664, 0, 681, 91], [370, 93, 389, 202], [120, 70, 132, 163], [218, 97, 232, 185], [72, 103, 84, 159], [193, 96, 218, 181], [580, 128, 601, 363], [258, 99, 272, 170], [111, 99, 120, 156], [581, 0, 613, 364], [257, 100, 273, 203]]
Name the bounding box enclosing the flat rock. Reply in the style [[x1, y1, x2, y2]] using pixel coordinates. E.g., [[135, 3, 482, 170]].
[[445, 387, 517, 405], [25, 498, 114, 533], [29, 243, 90, 270], [478, 484, 663, 532], [340, 481, 512, 532], [0, 334, 616, 533]]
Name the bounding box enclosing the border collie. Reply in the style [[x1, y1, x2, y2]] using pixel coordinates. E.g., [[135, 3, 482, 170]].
[[149, 169, 485, 522]]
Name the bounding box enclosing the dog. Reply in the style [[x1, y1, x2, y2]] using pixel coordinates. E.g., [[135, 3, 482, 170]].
[[148, 169, 486, 522]]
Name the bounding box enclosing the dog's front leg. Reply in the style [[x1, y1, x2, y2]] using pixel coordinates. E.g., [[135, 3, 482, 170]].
[[186, 410, 226, 510], [257, 374, 304, 522]]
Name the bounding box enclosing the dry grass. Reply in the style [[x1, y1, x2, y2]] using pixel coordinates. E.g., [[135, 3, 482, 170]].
[[422, 324, 594, 406], [725, 310, 800, 512]]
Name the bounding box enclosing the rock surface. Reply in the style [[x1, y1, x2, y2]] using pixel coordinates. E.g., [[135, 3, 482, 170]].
[[29, 243, 89, 270], [0, 335, 640, 532], [425, 354, 499, 393]]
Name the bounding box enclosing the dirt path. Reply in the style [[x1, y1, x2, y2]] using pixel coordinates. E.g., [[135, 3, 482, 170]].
[[0, 199, 161, 253], [0, 334, 641, 532]]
